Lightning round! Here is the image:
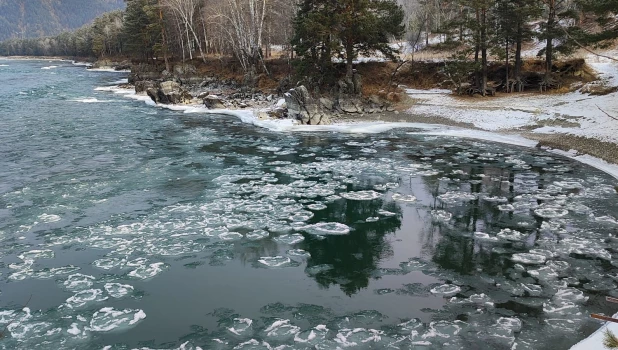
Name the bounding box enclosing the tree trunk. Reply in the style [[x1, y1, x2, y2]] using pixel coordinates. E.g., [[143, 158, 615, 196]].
[[546, 0, 556, 78], [515, 21, 522, 80], [480, 7, 488, 96], [346, 40, 354, 80]]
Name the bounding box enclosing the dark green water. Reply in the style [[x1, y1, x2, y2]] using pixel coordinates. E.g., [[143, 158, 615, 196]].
[[0, 59, 617, 350]]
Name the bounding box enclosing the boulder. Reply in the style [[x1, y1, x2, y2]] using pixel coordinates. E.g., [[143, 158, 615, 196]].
[[319, 98, 334, 111], [135, 80, 156, 94], [203, 95, 226, 109], [284, 86, 331, 125], [146, 81, 192, 104]]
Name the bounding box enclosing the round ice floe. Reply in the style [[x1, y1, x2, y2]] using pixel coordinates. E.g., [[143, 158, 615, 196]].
[[535, 208, 569, 219], [18, 249, 54, 262], [287, 249, 311, 258], [497, 229, 526, 241], [227, 318, 253, 336], [289, 211, 315, 222], [511, 253, 546, 265], [431, 210, 453, 222], [438, 191, 477, 203], [128, 262, 168, 280], [8, 321, 54, 340], [335, 328, 384, 347], [430, 284, 461, 297], [365, 217, 379, 223], [104, 283, 134, 298], [246, 230, 269, 241], [392, 193, 417, 202], [304, 222, 351, 236], [63, 274, 96, 291], [89, 307, 146, 332], [422, 320, 465, 339], [294, 325, 329, 345], [377, 209, 397, 217], [482, 196, 508, 203], [498, 204, 515, 212], [474, 232, 499, 243], [263, 319, 300, 341], [219, 232, 244, 241], [307, 203, 327, 211], [64, 289, 108, 309], [275, 234, 305, 245], [340, 190, 382, 201], [38, 214, 61, 223], [257, 256, 298, 268], [34, 265, 81, 279]]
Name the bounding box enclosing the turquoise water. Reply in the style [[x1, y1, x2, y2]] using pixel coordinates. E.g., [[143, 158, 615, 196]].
[[0, 59, 617, 349]]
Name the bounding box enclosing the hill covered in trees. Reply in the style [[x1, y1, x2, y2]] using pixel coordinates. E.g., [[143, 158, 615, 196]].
[[0, 0, 125, 41]]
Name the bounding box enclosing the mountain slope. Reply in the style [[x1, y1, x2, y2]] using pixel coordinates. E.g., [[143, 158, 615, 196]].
[[0, 0, 125, 41]]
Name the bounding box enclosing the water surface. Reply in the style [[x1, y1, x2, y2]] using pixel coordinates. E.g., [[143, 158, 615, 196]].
[[0, 59, 617, 349]]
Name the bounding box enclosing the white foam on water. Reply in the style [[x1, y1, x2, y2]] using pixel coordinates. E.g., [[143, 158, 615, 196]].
[[263, 319, 300, 341], [18, 249, 54, 262], [41, 66, 58, 70], [0, 64, 8, 67], [88, 68, 130, 72], [70, 98, 116, 103], [89, 307, 146, 332], [512, 253, 547, 265]]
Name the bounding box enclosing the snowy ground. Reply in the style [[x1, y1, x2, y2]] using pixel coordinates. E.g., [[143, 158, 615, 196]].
[[405, 54, 618, 145]]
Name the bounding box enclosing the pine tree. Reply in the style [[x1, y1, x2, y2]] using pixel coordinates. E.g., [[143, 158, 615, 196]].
[[292, 0, 405, 84]]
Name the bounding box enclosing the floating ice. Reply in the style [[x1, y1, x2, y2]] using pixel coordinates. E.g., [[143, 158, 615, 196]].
[[289, 211, 314, 222], [62, 274, 96, 291], [430, 284, 461, 297], [377, 209, 397, 217], [257, 256, 298, 268], [128, 262, 168, 280], [497, 229, 526, 242], [104, 283, 134, 298], [392, 193, 417, 202], [274, 234, 305, 245], [64, 289, 108, 309], [511, 253, 547, 265], [294, 325, 329, 345], [219, 232, 244, 241], [8, 321, 54, 341], [287, 249, 311, 258], [438, 191, 478, 203], [304, 222, 351, 236], [365, 217, 379, 222], [422, 320, 466, 339], [431, 210, 453, 222], [335, 328, 384, 347], [18, 249, 54, 262], [38, 214, 61, 223], [263, 319, 300, 341], [498, 204, 515, 212], [482, 196, 508, 203], [227, 318, 253, 336], [246, 230, 269, 241], [89, 307, 146, 332], [340, 190, 382, 201], [307, 203, 327, 211], [474, 232, 499, 243], [535, 208, 569, 219]]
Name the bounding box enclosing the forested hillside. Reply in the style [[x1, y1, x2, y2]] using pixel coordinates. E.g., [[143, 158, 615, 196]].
[[0, 0, 125, 41]]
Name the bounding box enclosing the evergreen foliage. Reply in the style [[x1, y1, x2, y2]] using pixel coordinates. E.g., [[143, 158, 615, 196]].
[[292, 0, 405, 82]]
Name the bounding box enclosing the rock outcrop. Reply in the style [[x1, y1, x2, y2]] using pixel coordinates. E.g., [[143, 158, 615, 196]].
[[203, 95, 226, 109], [284, 86, 332, 125], [146, 81, 192, 104]]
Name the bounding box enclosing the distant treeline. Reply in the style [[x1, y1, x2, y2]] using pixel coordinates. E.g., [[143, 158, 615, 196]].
[[0, 0, 125, 42]]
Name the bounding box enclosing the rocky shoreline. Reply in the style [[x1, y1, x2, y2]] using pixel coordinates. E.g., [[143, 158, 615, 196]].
[[99, 59, 618, 171], [123, 61, 402, 126]]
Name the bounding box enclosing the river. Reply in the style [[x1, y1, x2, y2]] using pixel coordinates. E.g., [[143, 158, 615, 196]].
[[0, 59, 617, 349]]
